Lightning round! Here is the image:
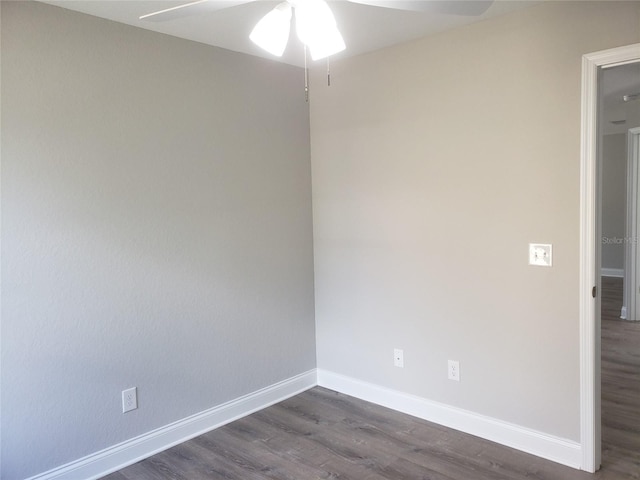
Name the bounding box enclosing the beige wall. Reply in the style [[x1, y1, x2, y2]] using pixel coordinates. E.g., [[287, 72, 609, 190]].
[[629, 89, 640, 128], [311, 1, 640, 442], [602, 133, 628, 271], [601, 62, 640, 272], [1, 2, 314, 478]]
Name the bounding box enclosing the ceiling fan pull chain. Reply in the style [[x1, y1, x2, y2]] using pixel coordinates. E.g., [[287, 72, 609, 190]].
[[327, 58, 331, 87], [304, 44, 309, 103]]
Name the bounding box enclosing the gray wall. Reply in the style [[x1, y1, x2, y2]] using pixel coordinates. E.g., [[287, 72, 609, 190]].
[[601, 133, 628, 271], [1, 2, 315, 478], [310, 0, 640, 443]]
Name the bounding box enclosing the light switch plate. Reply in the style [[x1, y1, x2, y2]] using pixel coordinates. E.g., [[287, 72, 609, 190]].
[[529, 243, 552, 267]]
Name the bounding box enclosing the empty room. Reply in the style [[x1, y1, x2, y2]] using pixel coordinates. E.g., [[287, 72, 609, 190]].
[[1, 1, 640, 479]]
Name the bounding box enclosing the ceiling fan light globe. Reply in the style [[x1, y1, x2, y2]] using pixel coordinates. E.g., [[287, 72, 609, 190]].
[[249, 2, 292, 57], [295, 0, 344, 60], [309, 27, 345, 60]]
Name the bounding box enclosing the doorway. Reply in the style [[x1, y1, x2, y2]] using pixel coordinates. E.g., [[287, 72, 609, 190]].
[[580, 43, 640, 473], [598, 63, 640, 476]]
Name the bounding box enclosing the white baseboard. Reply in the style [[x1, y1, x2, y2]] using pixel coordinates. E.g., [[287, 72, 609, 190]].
[[27, 370, 317, 480], [29, 368, 583, 479], [601, 268, 624, 278], [317, 369, 582, 470]]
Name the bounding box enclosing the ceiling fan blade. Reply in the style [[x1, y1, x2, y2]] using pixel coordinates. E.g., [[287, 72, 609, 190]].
[[250, 3, 292, 57], [139, 0, 254, 22], [346, 0, 493, 16]]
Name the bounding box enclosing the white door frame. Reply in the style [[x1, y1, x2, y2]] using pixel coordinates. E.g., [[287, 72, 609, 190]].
[[624, 128, 640, 322], [580, 43, 640, 473]]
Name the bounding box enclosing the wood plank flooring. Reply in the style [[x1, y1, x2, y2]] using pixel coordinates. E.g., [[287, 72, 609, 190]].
[[102, 281, 640, 479], [600, 276, 640, 479]]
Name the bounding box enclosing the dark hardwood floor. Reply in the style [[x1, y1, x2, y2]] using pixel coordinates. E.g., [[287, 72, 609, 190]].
[[102, 281, 640, 479], [600, 276, 640, 479]]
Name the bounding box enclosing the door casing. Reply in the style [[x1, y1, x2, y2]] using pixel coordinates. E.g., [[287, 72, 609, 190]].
[[580, 43, 640, 473], [623, 127, 640, 321]]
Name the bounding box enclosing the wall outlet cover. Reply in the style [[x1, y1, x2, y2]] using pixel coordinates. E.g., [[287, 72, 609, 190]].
[[448, 360, 460, 381], [122, 387, 138, 413], [394, 348, 404, 368]]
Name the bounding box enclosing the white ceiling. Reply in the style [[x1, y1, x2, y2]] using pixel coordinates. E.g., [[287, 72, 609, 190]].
[[602, 62, 640, 135], [43, 0, 541, 68]]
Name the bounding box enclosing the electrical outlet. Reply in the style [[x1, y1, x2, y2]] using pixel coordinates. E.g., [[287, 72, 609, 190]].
[[394, 348, 404, 368], [448, 360, 460, 381], [122, 387, 138, 413]]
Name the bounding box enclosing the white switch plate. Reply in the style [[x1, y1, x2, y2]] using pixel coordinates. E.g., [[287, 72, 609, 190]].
[[394, 348, 404, 368], [529, 243, 552, 267]]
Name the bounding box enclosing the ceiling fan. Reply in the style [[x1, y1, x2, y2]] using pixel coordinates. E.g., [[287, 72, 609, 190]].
[[139, 0, 494, 61]]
